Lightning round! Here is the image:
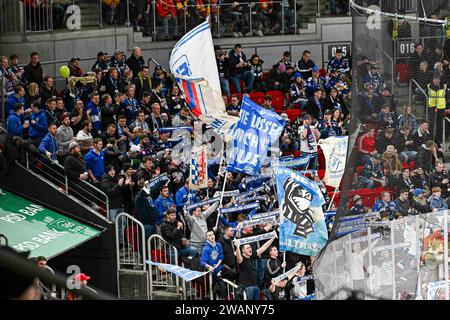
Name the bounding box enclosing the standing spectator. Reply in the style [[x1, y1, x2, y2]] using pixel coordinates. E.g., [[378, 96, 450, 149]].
[[184, 203, 219, 254], [299, 114, 321, 170], [134, 65, 152, 100], [91, 51, 109, 73], [161, 208, 198, 259], [304, 89, 324, 121], [26, 83, 41, 108], [363, 65, 385, 94], [235, 233, 277, 300], [429, 187, 448, 212], [84, 138, 106, 185], [148, 103, 163, 132], [100, 94, 116, 130], [327, 49, 349, 74], [56, 112, 74, 161], [99, 68, 120, 100], [135, 182, 158, 240], [154, 185, 176, 227], [85, 93, 102, 137], [415, 140, 438, 173], [297, 50, 316, 80], [0, 56, 15, 97], [101, 165, 126, 222], [76, 121, 94, 155], [7, 103, 29, 138], [38, 123, 58, 162], [130, 110, 151, 135], [427, 76, 447, 144], [215, 45, 230, 97], [6, 86, 26, 115], [23, 52, 43, 86], [200, 230, 223, 275], [126, 47, 145, 78], [108, 50, 129, 78], [69, 100, 88, 135], [45, 98, 60, 126], [413, 61, 432, 102], [218, 226, 238, 281], [263, 245, 286, 299], [124, 85, 140, 126], [228, 44, 254, 93], [410, 44, 424, 82], [28, 101, 48, 144], [119, 69, 134, 93], [64, 142, 88, 181], [155, 0, 178, 40]]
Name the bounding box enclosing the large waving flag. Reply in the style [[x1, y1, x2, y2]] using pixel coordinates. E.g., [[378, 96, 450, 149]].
[[169, 20, 237, 136], [227, 95, 285, 175], [274, 167, 328, 256], [318, 136, 348, 188]]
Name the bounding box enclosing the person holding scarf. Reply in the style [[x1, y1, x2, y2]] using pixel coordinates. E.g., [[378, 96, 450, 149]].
[[299, 114, 320, 170]]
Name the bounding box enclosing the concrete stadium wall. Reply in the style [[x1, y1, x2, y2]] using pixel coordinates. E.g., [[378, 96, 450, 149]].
[[0, 17, 352, 76]]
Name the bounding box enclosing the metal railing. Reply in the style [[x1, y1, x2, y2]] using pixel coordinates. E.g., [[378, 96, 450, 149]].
[[147, 234, 182, 300], [0, 0, 349, 38], [24, 150, 110, 219], [408, 78, 428, 121], [218, 278, 248, 300], [116, 212, 150, 300], [180, 268, 214, 300]]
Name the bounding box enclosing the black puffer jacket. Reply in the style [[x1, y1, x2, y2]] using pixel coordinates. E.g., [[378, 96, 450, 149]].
[[101, 174, 125, 209]]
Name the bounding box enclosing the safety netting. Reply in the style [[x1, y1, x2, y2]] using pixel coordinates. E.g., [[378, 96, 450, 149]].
[[315, 0, 450, 300]]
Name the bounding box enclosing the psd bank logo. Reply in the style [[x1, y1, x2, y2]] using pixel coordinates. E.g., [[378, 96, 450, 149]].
[[172, 55, 192, 77], [366, 5, 381, 30]]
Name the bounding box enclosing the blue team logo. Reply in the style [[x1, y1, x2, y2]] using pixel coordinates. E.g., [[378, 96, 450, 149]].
[[173, 55, 192, 77]]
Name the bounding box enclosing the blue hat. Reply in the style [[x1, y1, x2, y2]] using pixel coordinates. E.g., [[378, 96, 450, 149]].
[[312, 66, 319, 72], [303, 114, 312, 120], [414, 188, 424, 196], [293, 72, 302, 79]]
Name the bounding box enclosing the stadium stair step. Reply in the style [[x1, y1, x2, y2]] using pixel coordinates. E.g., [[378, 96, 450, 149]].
[[77, 0, 101, 28]]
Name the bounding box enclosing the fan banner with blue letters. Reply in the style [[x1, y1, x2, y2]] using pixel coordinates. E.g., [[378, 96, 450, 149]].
[[227, 95, 285, 175], [318, 136, 348, 188], [146, 261, 209, 282], [274, 167, 328, 256]]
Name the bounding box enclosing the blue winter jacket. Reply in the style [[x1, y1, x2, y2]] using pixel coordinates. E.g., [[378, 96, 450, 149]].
[[38, 133, 58, 161], [154, 195, 176, 225], [28, 109, 48, 138], [84, 149, 106, 180]]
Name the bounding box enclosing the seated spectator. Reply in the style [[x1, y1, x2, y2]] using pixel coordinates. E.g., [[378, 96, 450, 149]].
[[228, 44, 254, 94], [350, 195, 365, 215], [184, 203, 219, 255], [411, 188, 428, 214], [377, 104, 394, 129], [226, 95, 241, 116], [429, 161, 450, 199], [91, 51, 109, 73], [108, 49, 128, 78], [305, 67, 326, 98], [200, 230, 224, 275], [359, 153, 386, 189], [397, 168, 415, 196], [363, 65, 385, 94], [249, 54, 266, 92], [40, 76, 57, 108], [397, 105, 419, 134], [134, 65, 152, 100], [289, 73, 307, 109], [411, 166, 430, 193], [323, 87, 348, 117], [267, 63, 288, 92], [84, 138, 106, 186], [393, 189, 411, 218], [381, 145, 402, 183], [358, 126, 377, 164], [415, 140, 438, 173], [327, 49, 349, 74], [166, 85, 188, 116], [172, 107, 192, 127], [215, 46, 230, 97], [357, 84, 379, 122], [412, 120, 432, 152], [429, 187, 448, 212], [76, 121, 94, 155], [26, 82, 41, 108], [161, 208, 197, 259], [394, 125, 416, 164], [38, 123, 58, 162], [130, 110, 151, 135], [261, 95, 274, 111], [377, 128, 395, 156], [125, 47, 145, 79], [372, 191, 391, 213]]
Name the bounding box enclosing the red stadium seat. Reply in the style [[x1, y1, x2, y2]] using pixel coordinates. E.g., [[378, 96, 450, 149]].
[[151, 249, 167, 263], [319, 68, 327, 77], [261, 72, 268, 83], [293, 150, 301, 158], [124, 226, 140, 252], [266, 90, 285, 112], [229, 80, 245, 94], [285, 108, 302, 123], [317, 146, 325, 170], [249, 91, 266, 105], [395, 63, 411, 83]]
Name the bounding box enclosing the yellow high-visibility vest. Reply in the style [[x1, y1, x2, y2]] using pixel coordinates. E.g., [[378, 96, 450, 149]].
[[392, 18, 399, 40], [428, 83, 447, 109], [446, 17, 450, 39]]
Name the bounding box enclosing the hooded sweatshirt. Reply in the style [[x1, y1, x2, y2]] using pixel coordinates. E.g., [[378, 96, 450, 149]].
[[200, 240, 224, 274], [184, 202, 219, 244]]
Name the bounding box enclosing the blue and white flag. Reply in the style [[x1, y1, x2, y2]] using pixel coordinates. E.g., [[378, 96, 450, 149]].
[[274, 167, 328, 256], [220, 202, 260, 215], [169, 20, 237, 137], [189, 145, 208, 190], [273, 154, 311, 168], [318, 136, 348, 187], [146, 261, 209, 282], [227, 95, 285, 175]]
